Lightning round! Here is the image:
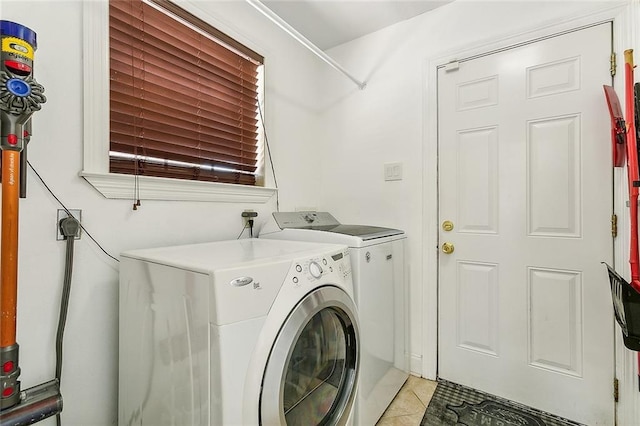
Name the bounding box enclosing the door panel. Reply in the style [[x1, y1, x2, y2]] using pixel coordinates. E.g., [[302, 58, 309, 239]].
[[527, 115, 581, 236], [457, 261, 499, 355], [458, 127, 499, 233], [528, 267, 582, 376], [438, 23, 614, 425]]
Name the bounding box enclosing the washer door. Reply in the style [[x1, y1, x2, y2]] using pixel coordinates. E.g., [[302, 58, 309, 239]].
[[260, 285, 359, 426]]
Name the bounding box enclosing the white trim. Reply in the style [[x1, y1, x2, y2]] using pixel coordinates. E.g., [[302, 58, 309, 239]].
[[81, 0, 276, 203], [613, 1, 640, 423], [80, 171, 276, 203], [422, 0, 631, 410], [83, 0, 110, 175], [410, 354, 423, 377], [422, 53, 439, 381]]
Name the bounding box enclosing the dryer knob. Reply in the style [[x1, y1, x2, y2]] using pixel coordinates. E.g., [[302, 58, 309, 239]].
[[309, 261, 323, 278]]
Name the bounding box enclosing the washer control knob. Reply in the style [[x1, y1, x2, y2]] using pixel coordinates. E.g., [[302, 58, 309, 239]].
[[309, 261, 323, 278]]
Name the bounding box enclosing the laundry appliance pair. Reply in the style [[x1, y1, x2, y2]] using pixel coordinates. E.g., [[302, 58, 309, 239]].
[[260, 212, 409, 426], [118, 238, 360, 425]]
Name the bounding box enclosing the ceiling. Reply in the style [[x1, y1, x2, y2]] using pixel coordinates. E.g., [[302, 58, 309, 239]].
[[261, 0, 453, 50]]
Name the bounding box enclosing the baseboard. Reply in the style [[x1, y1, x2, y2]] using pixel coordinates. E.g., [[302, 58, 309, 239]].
[[410, 353, 422, 376]]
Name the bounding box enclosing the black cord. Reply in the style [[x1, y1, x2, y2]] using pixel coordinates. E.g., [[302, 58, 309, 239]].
[[257, 101, 280, 212], [133, 150, 141, 211], [27, 160, 120, 263], [237, 222, 249, 239]]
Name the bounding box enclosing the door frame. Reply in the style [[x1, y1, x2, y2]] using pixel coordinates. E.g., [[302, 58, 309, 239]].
[[421, 1, 639, 423]]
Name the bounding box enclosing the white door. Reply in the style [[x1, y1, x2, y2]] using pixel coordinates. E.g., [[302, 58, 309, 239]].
[[438, 23, 614, 425]]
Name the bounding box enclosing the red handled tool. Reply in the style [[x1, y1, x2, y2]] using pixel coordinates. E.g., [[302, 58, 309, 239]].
[[603, 50, 640, 393], [624, 49, 640, 392], [623, 50, 640, 293], [603, 85, 626, 167]]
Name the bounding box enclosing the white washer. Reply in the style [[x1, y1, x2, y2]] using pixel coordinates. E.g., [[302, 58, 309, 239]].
[[118, 238, 360, 426], [260, 212, 409, 426]]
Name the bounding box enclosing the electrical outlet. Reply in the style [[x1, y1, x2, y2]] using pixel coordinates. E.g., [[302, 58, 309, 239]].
[[241, 209, 258, 225], [56, 209, 82, 241]]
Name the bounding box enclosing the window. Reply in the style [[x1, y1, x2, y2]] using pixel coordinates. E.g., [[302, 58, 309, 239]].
[[110, 0, 262, 185], [82, 0, 276, 202]]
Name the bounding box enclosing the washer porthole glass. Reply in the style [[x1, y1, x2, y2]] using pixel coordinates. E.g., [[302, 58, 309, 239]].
[[283, 308, 347, 424], [260, 286, 359, 426]]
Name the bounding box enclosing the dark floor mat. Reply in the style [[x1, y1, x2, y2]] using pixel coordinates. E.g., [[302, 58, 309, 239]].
[[421, 380, 582, 426]]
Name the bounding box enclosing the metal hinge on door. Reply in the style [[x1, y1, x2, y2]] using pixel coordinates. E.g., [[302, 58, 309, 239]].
[[612, 214, 618, 238], [610, 52, 617, 77], [614, 378, 619, 402]]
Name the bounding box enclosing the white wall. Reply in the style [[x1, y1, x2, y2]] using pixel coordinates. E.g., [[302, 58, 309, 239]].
[[1, 1, 327, 424], [317, 0, 630, 376], [3, 0, 639, 424]]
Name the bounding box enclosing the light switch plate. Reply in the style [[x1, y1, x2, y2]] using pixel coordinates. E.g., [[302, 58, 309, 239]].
[[384, 162, 403, 181]]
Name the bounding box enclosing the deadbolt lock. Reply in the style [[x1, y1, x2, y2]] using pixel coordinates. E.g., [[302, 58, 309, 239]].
[[442, 242, 455, 254], [442, 220, 454, 232]]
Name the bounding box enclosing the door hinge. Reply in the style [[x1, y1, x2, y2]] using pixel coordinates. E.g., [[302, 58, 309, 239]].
[[612, 213, 618, 238], [610, 52, 617, 77], [614, 378, 619, 402]]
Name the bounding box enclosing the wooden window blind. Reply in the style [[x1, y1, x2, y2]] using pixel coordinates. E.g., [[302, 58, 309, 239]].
[[109, 0, 264, 186]]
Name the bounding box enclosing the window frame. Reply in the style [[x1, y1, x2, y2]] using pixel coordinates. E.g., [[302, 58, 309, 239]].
[[81, 0, 276, 203]]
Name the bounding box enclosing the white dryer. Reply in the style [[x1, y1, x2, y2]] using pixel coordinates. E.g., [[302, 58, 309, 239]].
[[118, 238, 360, 426], [260, 212, 409, 426]]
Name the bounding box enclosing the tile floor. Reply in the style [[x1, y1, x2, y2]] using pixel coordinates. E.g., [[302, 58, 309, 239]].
[[375, 375, 437, 426]]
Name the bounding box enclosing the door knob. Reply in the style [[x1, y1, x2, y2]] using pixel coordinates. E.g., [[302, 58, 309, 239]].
[[442, 220, 454, 232], [442, 242, 455, 254]]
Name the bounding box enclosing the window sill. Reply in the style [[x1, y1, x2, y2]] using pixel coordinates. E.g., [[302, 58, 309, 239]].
[[80, 171, 277, 203]]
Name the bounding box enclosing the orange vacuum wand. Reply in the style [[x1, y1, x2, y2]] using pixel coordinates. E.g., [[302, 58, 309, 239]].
[[1, 150, 20, 347]]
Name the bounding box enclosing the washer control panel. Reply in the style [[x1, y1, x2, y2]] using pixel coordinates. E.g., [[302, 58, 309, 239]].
[[273, 211, 340, 229], [289, 249, 351, 288], [308, 261, 323, 278]]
